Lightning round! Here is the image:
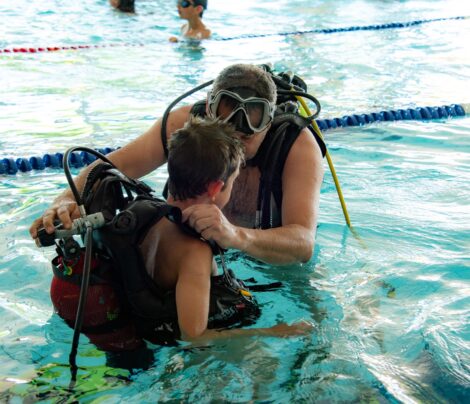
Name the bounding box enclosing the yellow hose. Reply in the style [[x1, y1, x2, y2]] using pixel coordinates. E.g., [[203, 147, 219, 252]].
[[296, 95, 352, 228]]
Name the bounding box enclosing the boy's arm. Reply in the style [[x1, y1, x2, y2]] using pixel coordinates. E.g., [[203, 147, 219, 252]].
[[175, 240, 213, 339], [174, 239, 314, 341], [187, 320, 313, 342]]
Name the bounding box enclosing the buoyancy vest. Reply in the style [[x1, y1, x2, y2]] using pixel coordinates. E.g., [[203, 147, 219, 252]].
[[50, 163, 261, 348], [187, 101, 326, 229]]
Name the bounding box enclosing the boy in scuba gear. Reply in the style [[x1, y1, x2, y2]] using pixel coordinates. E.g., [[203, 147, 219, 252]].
[[139, 116, 311, 340], [49, 117, 312, 346], [30, 64, 325, 266], [169, 0, 211, 43]]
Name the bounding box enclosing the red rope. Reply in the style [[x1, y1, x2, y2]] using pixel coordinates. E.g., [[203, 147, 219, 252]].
[[0, 44, 146, 53], [0, 45, 96, 53]]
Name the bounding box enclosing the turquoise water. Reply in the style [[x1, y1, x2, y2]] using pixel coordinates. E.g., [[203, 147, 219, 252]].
[[1, 0, 470, 402]]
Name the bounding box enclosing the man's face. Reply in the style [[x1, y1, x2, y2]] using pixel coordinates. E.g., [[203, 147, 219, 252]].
[[207, 88, 274, 159]]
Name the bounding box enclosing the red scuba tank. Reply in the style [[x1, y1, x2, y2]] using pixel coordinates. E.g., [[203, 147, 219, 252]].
[[50, 251, 120, 327], [50, 251, 143, 351]]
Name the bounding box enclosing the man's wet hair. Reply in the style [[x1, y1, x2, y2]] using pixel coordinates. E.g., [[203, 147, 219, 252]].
[[212, 64, 277, 103], [168, 116, 244, 201]]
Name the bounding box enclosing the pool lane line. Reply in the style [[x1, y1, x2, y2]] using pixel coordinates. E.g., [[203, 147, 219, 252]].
[[0, 43, 144, 54], [1, 103, 468, 175], [214, 15, 468, 41], [0, 16, 467, 54], [315, 103, 468, 131]]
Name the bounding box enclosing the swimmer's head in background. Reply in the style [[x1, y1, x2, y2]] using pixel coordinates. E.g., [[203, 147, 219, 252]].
[[178, 0, 208, 17]]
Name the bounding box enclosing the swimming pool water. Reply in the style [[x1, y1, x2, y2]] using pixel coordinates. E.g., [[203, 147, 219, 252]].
[[1, 0, 469, 402]]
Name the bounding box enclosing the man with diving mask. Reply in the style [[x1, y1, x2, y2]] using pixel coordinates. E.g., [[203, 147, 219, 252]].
[[31, 64, 325, 266]]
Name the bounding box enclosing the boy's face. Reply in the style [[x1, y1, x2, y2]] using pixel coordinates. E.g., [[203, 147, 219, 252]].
[[214, 165, 240, 209]]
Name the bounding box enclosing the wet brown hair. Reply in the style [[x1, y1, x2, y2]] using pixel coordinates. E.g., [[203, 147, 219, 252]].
[[168, 116, 244, 200]]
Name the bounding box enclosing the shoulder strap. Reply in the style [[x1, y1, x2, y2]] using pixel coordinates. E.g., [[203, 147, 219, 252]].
[[273, 103, 326, 158], [308, 125, 327, 157], [253, 116, 326, 228]]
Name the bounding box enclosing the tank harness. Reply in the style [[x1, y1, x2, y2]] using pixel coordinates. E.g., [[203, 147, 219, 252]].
[[49, 162, 265, 350]]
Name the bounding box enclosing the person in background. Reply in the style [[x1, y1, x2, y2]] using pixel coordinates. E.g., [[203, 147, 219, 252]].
[[109, 0, 135, 13], [169, 0, 211, 43]]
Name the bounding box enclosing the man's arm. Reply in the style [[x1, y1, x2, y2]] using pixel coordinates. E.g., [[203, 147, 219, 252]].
[[236, 128, 324, 263], [182, 128, 324, 265], [29, 105, 192, 237]]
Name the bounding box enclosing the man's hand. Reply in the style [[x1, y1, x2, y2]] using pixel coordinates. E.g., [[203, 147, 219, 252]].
[[29, 197, 80, 238], [182, 204, 239, 250]]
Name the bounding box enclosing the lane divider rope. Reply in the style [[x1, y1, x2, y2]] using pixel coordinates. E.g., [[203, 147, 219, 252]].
[[213, 16, 467, 42], [315, 103, 467, 131], [1, 16, 467, 54], [1, 103, 467, 175]]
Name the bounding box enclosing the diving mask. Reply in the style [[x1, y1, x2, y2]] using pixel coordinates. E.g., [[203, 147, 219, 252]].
[[208, 89, 275, 136]]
